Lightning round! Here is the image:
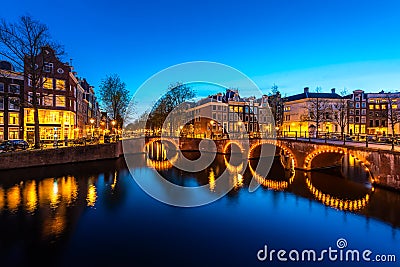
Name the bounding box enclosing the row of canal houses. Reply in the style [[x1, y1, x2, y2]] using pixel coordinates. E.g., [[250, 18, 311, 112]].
[[0, 47, 102, 143]]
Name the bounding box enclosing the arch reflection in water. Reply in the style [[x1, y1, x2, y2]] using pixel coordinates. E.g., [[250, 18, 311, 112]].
[[305, 170, 373, 211], [145, 141, 179, 170], [223, 154, 246, 189]]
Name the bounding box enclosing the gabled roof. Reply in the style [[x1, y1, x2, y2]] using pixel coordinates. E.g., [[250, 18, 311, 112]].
[[284, 92, 342, 102]]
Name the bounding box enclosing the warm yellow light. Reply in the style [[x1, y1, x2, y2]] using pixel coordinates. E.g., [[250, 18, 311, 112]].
[[111, 120, 116, 126], [90, 118, 95, 124]]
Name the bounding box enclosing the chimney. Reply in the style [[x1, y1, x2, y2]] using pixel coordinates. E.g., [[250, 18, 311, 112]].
[[331, 88, 336, 94], [304, 87, 309, 93]]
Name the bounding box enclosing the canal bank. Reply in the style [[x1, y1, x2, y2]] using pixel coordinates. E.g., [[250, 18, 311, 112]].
[[0, 141, 123, 170]]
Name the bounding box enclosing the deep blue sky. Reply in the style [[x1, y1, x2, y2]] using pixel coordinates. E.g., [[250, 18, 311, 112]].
[[2, 0, 400, 97]]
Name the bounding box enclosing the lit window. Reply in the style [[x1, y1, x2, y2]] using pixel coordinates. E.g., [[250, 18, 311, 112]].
[[43, 94, 53, 106], [9, 84, 20, 94], [26, 109, 34, 124], [0, 112, 3, 124], [393, 104, 398, 109], [382, 105, 386, 110], [8, 97, 19, 110], [369, 104, 374, 109], [0, 127, 3, 141], [56, 96, 66, 107], [8, 127, 19, 140], [56, 79, 65, 90], [375, 105, 380, 109], [9, 113, 19, 125], [0, 83, 4, 92], [43, 62, 53, 73], [43, 78, 53, 89]]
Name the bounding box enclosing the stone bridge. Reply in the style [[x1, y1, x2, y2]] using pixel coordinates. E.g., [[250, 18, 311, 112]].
[[122, 137, 400, 191]]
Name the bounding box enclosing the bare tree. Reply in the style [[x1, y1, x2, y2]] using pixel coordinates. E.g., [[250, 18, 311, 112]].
[[385, 92, 400, 150], [147, 82, 195, 134], [0, 15, 64, 148], [301, 87, 330, 138], [98, 74, 131, 129], [333, 88, 349, 144]]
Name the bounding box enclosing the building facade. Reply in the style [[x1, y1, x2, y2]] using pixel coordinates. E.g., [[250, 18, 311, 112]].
[[182, 89, 273, 138], [0, 61, 24, 141], [282, 87, 342, 137]]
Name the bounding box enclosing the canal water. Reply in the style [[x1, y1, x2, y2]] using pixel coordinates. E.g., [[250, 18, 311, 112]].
[[0, 144, 399, 266]]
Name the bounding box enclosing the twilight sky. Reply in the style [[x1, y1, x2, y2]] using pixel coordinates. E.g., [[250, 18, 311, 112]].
[[1, 0, 400, 98]]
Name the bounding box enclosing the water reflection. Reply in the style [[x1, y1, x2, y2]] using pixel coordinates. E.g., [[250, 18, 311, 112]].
[[0, 144, 399, 266]]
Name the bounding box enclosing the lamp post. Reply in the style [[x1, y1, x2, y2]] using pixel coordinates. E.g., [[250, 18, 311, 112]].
[[90, 118, 95, 138], [111, 120, 116, 135], [209, 120, 214, 139]]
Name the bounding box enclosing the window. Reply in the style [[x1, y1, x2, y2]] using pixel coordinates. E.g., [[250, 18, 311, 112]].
[[369, 104, 374, 109], [393, 104, 398, 109], [212, 105, 216, 110], [212, 112, 217, 119], [349, 102, 354, 108], [28, 92, 40, 105], [43, 62, 53, 73], [217, 105, 221, 111], [375, 105, 380, 109], [0, 83, 4, 92], [349, 117, 354, 123], [355, 103, 360, 108], [0, 97, 3, 110], [355, 96, 360, 101], [361, 117, 366, 123], [8, 128, 19, 140], [43, 78, 53, 89], [349, 110, 354, 115], [361, 102, 366, 108], [0, 127, 3, 141], [43, 94, 53, 106], [8, 97, 19, 110], [56, 79, 66, 90], [375, 120, 380, 127], [9, 84, 20, 94], [382, 120, 386, 127], [355, 117, 360, 123], [0, 112, 3, 124], [355, 110, 360, 115], [9, 113, 19, 125], [361, 109, 366, 115], [369, 120, 373, 127]]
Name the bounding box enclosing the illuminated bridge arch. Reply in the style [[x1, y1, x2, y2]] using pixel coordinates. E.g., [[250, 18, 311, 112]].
[[248, 140, 297, 169], [144, 137, 180, 153], [222, 140, 246, 154], [303, 147, 372, 176]]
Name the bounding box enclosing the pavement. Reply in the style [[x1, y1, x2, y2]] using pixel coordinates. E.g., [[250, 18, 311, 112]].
[[279, 137, 400, 152]]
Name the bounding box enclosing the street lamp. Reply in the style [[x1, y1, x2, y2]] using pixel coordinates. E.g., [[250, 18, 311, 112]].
[[209, 120, 214, 139], [90, 118, 95, 137], [111, 120, 117, 135]]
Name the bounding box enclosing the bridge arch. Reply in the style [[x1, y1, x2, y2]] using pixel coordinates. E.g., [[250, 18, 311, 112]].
[[303, 147, 372, 178], [222, 140, 246, 154], [248, 140, 297, 168], [144, 137, 179, 153]]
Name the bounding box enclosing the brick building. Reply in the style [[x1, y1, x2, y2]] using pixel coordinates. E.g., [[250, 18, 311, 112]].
[[0, 61, 24, 141]]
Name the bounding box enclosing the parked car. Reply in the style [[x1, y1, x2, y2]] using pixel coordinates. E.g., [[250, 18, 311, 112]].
[[10, 140, 29, 150], [0, 141, 15, 152]]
